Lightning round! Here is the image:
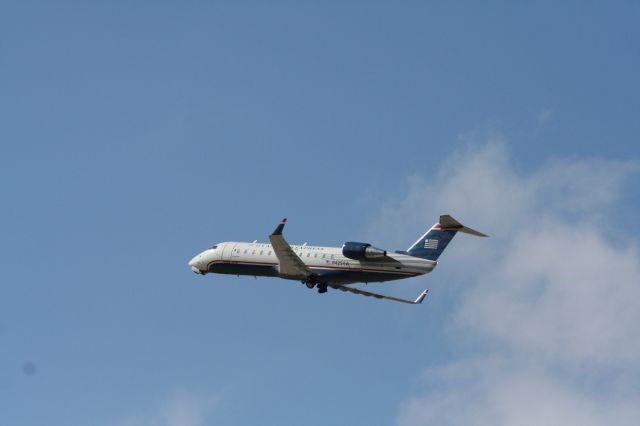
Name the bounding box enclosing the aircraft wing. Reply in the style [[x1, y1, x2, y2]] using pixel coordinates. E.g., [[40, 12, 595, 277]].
[[330, 285, 429, 305], [269, 218, 313, 279]]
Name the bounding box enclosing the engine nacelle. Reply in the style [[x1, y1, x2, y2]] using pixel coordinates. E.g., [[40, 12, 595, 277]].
[[342, 241, 387, 260]]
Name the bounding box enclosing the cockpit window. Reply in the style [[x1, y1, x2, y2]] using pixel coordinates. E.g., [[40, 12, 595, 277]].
[[210, 245, 218, 249]]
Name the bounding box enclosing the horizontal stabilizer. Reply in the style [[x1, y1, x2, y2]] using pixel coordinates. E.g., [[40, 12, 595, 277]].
[[439, 214, 488, 237]]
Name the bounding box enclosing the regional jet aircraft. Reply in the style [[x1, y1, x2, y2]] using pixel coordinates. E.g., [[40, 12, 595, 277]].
[[188, 215, 487, 305]]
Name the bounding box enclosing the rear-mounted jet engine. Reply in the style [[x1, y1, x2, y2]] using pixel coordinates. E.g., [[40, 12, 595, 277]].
[[342, 241, 387, 260]]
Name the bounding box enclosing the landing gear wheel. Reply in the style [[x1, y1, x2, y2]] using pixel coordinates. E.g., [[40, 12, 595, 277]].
[[317, 284, 328, 294], [305, 281, 315, 289]]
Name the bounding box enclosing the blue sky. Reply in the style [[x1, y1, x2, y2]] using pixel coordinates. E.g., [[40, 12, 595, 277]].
[[2, 1, 639, 425]]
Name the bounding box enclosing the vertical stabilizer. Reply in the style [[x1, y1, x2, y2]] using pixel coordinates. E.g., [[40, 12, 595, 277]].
[[407, 214, 487, 261]]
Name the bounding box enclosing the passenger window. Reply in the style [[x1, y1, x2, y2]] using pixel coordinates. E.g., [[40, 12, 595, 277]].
[[260, 250, 263, 255], [252, 250, 256, 255], [322, 254, 326, 259], [244, 249, 247, 254], [314, 253, 317, 258], [306, 253, 310, 257], [268, 251, 271, 255]]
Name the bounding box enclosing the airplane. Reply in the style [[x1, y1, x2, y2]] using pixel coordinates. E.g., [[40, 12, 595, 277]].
[[188, 214, 487, 305]]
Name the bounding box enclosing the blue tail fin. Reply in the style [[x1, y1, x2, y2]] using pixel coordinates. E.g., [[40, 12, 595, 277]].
[[407, 214, 487, 261]]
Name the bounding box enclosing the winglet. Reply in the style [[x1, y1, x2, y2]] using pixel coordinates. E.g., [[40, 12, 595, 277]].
[[414, 289, 429, 304], [271, 218, 287, 236]]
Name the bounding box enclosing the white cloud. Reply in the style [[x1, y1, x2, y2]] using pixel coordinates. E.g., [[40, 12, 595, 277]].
[[460, 224, 640, 366], [365, 141, 640, 425], [114, 390, 219, 426], [398, 357, 640, 426]]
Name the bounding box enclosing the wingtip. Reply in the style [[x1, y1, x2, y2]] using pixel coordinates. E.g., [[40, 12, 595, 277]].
[[272, 218, 287, 236], [415, 289, 429, 304]]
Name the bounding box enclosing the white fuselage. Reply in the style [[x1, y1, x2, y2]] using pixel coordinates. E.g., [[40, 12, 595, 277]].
[[189, 241, 437, 285]]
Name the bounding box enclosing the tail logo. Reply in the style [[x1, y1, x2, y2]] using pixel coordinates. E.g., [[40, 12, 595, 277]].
[[424, 239, 439, 249]]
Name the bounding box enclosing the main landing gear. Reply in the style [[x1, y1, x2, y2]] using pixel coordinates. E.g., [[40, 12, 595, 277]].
[[302, 279, 328, 294]]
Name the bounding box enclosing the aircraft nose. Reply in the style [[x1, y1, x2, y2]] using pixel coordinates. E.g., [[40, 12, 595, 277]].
[[188, 255, 204, 274]]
